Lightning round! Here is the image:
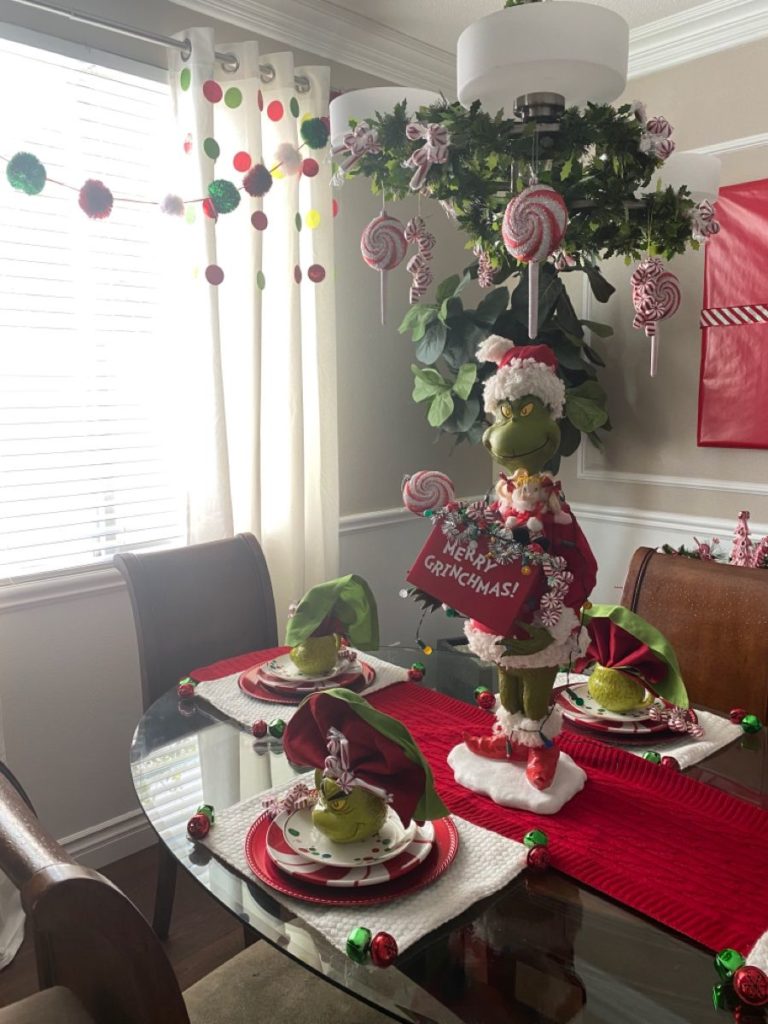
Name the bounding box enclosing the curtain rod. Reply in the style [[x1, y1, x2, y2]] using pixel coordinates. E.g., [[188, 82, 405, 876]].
[[5, 0, 312, 90]]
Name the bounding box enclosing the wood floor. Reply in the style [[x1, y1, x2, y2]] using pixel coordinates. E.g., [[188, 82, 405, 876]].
[[0, 844, 243, 1007]]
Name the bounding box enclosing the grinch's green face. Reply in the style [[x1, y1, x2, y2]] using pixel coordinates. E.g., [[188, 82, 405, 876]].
[[311, 773, 387, 844], [483, 395, 560, 474]]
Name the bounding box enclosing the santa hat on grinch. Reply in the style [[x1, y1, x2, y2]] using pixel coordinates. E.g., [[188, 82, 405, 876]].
[[477, 337, 565, 420], [283, 688, 448, 825]]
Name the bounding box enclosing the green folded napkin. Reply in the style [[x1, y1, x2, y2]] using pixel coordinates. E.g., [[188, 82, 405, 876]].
[[285, 574, 379, 651]]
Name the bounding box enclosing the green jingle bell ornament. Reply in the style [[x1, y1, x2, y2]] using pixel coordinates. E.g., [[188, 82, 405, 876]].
[[740, 714, 762, 735], [642, 751, 662, 764], [268, 719, 286, 739], [523, 829, 549, 848], [715, 948, 747, 982], [346, 926, 372, 964]]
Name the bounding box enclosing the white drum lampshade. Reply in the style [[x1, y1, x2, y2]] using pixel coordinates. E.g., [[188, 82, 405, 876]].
[[457, 1, 629, 113], [329, 87, 441, 146], [650, 152, 721, 203]]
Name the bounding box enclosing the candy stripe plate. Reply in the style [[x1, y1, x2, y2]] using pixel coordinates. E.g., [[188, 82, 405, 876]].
[[245, 813, 459, 906], [238, 662, 374, 705]]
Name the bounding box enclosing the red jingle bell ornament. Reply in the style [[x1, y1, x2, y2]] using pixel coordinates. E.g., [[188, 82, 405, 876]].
[[730, 708, 747, 725], [187, 813, 210, 839], [732, 965, 768, 1007], [370, 931, 398, 968], [252, 719, 268, 738], [526, 845, 551, 870]]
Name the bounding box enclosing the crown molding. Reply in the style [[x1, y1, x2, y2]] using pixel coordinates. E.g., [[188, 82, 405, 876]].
[[692, 132, 768, 156], [176, 0, 768, 93], [172, 0, 456, 94], [628, 0, 768, 79]]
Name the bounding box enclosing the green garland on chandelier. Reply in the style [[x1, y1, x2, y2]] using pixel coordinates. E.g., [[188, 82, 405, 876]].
[[340, 96, 701, 463]]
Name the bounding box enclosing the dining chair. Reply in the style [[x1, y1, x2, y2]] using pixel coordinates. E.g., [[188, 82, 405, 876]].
[[115, 533, 279, 940], [621, 545, 768, 718], [0, 768, 391, 1024]]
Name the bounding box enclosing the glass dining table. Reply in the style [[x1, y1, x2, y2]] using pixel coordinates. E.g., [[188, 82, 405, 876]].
[[129, 645, 768, 1024]]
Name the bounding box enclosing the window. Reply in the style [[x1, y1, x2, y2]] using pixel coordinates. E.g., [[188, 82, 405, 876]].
[[0, 36, 187, 581]]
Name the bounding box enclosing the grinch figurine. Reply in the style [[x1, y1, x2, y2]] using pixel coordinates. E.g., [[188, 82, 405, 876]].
[[450, 339, 598, 807], [283, 688, 448, 844]]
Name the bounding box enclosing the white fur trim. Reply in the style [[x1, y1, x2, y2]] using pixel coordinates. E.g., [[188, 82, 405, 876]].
[[476, 334, 515, 365], [483, 360, 565, 419], [541, 606, 579, 646], [464, 617, 581, 670], [494, 707, 563, 747], [494, 707, 523, 737]]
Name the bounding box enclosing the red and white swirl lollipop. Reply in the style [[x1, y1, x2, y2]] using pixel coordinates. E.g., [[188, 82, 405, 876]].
[[502, 184, 569, 340], [631, 257, 681, 377], [402, 470, 456, 517], [361, 212, 407, 324]]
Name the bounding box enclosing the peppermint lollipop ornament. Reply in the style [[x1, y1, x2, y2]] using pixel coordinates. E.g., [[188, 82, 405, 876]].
[[631, 257, 681, 377], [502, 184, 569, 340], [361, 211, 407, 324]]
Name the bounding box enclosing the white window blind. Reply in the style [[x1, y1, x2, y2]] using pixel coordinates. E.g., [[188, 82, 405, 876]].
[[0, 37, 187, 581]]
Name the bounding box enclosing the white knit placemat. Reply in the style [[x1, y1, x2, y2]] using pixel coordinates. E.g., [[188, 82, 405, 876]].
[[200, 786, 528, 956], [193, 651, 408, 730], [554, 673, 742, 768]]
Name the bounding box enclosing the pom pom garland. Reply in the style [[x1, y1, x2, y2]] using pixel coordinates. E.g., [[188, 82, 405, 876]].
[[274, 142, 302, 176], [243, 163, 273, 198], [207, 178, 241, 214], [160, 193, 185, 216], [78, 179, 113, 219], [6, 152, 46, 195], [300, 116, 330, 150]]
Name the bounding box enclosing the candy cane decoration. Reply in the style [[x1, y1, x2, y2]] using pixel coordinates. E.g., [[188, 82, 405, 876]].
[[502, 184, 569, 340], [405, 216, 436, 303], [360, 211, 407, 324], [404, 123, 451, 192], [331, 122, 381, 173], [631, 257, 681, 377], [691, 200, 721, 243]]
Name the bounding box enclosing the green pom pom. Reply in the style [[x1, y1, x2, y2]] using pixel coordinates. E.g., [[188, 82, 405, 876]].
[[207, 178, 240, 214], [300, 117, 330, 150], [7, 152, 46, 195]]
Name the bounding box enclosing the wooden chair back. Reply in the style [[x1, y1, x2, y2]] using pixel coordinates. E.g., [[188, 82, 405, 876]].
[[115, 533, 278, 709], [621, 546, 768, 717], [0, 770, 189, 1024]]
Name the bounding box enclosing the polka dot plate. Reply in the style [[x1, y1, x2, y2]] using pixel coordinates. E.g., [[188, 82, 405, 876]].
[[280, 805, 417, 867]]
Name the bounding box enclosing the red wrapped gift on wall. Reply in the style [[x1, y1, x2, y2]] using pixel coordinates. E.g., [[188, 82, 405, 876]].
[[698, 178, 768, 449]]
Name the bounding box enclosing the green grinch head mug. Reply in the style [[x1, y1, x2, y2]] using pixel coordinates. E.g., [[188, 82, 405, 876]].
[[587, 665, 655, 713]]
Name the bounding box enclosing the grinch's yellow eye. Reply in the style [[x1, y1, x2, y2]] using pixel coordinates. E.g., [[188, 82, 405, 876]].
[[499, 401, 513, 420], [329, 797, 348, 811], [520, 402, 534, 417]]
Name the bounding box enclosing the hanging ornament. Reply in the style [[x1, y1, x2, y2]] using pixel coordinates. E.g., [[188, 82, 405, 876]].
[[300, 116, 330, 150], [402, 470, 456, 516], [243, 163, 273, 198], [474, 245, 495, 289], [6, 152, 46, 195], [404, 122, 451, 192], [207, 179, 240, 214], [331, 122, 381, 175], [360, 211, 407, 323], [502, 183, 568, 340], [274, 142, 302, 176], [78, 179, 113, 219], [159, 193, 185, 216], [631, 257, 681, 377], [404, 216, 436, 303], [691, 200, 721, 242]]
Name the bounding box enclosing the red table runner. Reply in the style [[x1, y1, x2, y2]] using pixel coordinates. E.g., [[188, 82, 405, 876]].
[[193, 651, 768, 954]]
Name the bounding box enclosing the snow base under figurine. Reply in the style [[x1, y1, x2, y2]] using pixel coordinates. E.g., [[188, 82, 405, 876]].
[[447, 743, 587, 814]]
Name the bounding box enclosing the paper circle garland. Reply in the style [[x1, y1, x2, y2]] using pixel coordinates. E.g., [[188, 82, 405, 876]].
[[207, 179, 240, 214], [78, 179, 113, 219], [360, 212, 407, 272], [502, 184, 569, 263], [205, 264, 224, 286], [402, 470, 456, 516], [300, 116, 330, 150], [6, 152, 46, 195], [243, 164, 273, 198]]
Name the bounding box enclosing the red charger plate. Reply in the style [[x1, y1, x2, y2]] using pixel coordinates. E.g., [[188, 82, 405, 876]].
[[245, 813, 459, 906], [238, 661, 375, 706]]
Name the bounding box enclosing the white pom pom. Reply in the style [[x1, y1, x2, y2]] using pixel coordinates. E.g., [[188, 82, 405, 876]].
[[275, 143, 302, 176], [476, 334, 515, 366], [160, 193, 185, 216]]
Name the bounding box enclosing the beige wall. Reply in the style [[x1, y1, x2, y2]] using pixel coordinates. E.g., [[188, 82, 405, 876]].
[[560, 39, 768, 526]]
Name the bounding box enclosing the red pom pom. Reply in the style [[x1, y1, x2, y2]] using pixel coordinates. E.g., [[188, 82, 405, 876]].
[[730, 708, 747, 724], [187, 813, 210, 839], [526, 845, 551, 870], [78, 179, 113, 219], [252, 720, 268, 738], [733, 966, 768, 1007], [370, 932, 398, 967], [177, 682, 195, 699], [243, 163, 273, 198]]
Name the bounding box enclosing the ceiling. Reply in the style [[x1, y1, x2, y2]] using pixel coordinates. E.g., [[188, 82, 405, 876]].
[[319, 0, 711, 54]]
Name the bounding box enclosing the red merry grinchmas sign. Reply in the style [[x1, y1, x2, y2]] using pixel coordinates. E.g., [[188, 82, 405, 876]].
[[406, 524, 541, 636], [699, 178, 768, 449]]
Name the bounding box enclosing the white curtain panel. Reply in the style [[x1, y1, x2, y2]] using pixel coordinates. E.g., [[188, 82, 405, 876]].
[[167, 29, 339, 618]]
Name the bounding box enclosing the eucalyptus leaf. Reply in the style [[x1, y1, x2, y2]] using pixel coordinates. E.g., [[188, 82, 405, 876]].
[[582, 344, 606, 367], [436, 275, 461, 305], [444, 396, 481, 433], [427, 390, 455, 427], [414, 320, 448, 364], [565, 381, 609, 432], [399, 303, 437, 335], [411, 364, 447, 402], [580, 319, 614, 338], [439, 296, 464, 322], [452, 362, 477, 400], [583, 266, 616, 303], [441, 317, 488, 371], [558, 418, 582, 457], [475, 287, 510, 326]]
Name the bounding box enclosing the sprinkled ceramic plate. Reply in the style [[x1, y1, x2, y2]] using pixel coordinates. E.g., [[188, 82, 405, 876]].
[[238, 665, 371, 706], [280, 805, 417, 867], [556, 685, 671, 736], [259, 653, 350, 684], [245, 813, 457, 904], [257, 660, 375, 695], [556, 681, 664, 723]]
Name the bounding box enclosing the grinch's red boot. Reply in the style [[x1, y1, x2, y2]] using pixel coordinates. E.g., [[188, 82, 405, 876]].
[[463, 732, 528, 762], [526, 743, 560, 790]]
